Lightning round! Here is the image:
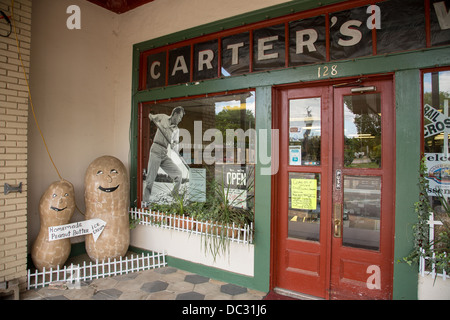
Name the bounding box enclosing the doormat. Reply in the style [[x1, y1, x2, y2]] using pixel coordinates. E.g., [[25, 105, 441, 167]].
[[263, 290, 300, 300]]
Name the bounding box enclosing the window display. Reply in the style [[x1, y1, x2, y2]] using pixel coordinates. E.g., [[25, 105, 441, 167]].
[[423, 69, 450, 201], [138, 90, 256, 225], [420, 68, 450, 277]]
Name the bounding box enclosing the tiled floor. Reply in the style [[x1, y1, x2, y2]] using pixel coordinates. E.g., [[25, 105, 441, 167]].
[[20, 253, 267, 301]]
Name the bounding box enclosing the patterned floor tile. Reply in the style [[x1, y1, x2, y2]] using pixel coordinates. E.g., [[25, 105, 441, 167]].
[[185, 274, 210, 284], [92, 288, 123, 300], [176, 291, 205, 300], [220, 283, 248, 295], [140, 280, 169, 293]]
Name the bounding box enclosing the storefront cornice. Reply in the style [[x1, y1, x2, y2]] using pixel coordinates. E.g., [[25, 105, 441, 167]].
[[132, 45, 450, 103]]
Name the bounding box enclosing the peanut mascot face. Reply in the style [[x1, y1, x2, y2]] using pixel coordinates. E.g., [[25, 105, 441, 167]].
[[85, 156, 129, 211], [39, 180, 75, 226]]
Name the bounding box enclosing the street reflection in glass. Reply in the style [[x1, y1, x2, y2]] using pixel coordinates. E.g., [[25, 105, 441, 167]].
[[344, 93, 381, 168], [343, 175, 381, 250]]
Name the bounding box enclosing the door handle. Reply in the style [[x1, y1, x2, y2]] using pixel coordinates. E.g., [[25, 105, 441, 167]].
[[334, 203, 342, 238]]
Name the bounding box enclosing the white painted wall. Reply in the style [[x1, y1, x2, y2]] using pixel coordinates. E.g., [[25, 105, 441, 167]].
[[28, 0, 290, 248], [28, 0, 118, 246]]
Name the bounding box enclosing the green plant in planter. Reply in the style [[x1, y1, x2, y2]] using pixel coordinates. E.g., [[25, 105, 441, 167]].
[[144, 166, 255, 261], [129, 214, 141, 230], [401, 157, 450, 277], [196, 167, 254, 261]]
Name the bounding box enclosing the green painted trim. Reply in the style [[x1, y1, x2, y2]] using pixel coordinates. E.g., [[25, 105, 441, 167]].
[[134, 47, 450, 103], [128, 245, 153, 255], [393, 70, 421, 300], [253, 86, 273, 292]]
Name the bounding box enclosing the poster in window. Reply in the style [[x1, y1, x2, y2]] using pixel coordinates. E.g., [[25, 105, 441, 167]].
[[220, 165, 249, 209], [329, 6, 372, 61], [376, 0, 426, 54], [142, 106, 190, 206], [425, 153, 450, 197], [189, 168, 206, 202], [289, 15, 326, 66]]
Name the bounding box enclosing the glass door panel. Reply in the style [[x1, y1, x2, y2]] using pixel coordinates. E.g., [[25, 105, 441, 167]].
[[342, 175, 381, 250], [343, 93, 381, 168], [289, 98, 321, 166]]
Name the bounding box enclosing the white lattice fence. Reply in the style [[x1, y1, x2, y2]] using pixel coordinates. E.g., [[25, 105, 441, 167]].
[[419, 212, 448, 280], [28, 251, 166, 290], [130, 207, 254, 245]]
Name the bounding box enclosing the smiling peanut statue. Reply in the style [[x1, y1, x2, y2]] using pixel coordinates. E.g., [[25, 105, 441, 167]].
[[31, 180, 76, 271], [85, 155, 130, 261]]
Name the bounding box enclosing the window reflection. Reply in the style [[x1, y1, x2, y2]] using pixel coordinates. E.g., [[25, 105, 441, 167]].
[[289, 98, 321, 166], [344, 94, 381, 168], [423, 70, 450, 223], [140, 91, 256, 224], [343, 176, 381, 251]]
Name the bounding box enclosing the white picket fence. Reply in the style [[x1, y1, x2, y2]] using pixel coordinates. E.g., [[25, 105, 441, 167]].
[[130, 207, 254, 245], [419, 212, 448, 280], [27, 251, 166, 290]]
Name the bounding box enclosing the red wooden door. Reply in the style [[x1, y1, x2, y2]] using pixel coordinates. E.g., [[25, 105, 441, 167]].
[[273, 77, 395, 300]]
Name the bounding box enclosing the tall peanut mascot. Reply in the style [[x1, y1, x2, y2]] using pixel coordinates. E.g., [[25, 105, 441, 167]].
[[84, 155, 130, 261], [31, 180, 75, 271]]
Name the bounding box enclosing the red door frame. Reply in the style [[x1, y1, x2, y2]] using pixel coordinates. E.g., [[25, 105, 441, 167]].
[[270, 74, 396, 299]]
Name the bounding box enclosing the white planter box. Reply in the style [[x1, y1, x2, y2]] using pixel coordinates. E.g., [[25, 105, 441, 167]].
[[129, 208, 255, 276]]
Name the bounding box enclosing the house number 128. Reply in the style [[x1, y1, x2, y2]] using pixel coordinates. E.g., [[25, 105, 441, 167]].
[[318, 65, 338, 78]]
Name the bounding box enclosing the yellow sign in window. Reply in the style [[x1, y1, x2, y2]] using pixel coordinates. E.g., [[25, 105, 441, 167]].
[[291, 179, 317, 210]]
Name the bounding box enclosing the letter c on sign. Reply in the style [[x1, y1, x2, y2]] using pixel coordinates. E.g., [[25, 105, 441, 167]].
[[150, 61, 161, 80]]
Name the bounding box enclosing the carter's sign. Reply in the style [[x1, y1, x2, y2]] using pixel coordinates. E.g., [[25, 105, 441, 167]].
[[140, 0, 450, 90]]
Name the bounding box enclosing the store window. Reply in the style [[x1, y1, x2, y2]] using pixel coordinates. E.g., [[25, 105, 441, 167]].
[[423, 69, 450, 209], [138, 90, 256, 225]]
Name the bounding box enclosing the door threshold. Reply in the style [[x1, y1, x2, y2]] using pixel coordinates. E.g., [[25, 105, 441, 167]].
[[274, 288, 324, 300]]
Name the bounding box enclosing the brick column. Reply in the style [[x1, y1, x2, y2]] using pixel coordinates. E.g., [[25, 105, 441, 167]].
[[0, 0, 31, 293]]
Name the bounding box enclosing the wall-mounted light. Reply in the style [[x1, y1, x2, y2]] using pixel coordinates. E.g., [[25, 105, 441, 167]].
[[351, 86, 377, 93]]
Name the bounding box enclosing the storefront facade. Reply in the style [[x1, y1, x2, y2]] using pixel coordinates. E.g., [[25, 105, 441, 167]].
[[129, 0, 450, 299]]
